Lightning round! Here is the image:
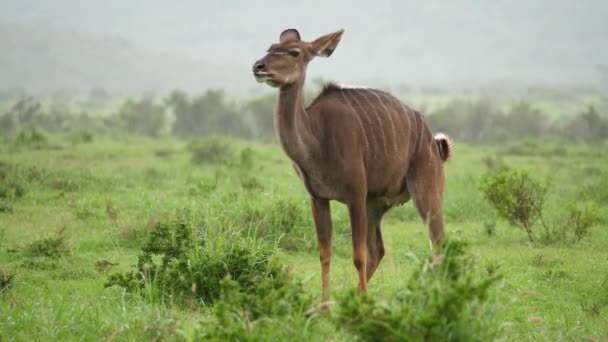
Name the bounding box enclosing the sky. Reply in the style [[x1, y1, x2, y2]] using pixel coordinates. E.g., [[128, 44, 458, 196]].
[[1, 0, 607, 93]]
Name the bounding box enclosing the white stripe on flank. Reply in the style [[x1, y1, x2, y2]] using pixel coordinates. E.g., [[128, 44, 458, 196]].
[[409, 105, 419, 154], [397, 101, 415, 145], [417, 112, 426, 155], [355, 89, 389, 156], [335, 83, 370, 89], [369, 90, 398, 154], [340, 90, 370, 152], [345, 89, 380, 156]]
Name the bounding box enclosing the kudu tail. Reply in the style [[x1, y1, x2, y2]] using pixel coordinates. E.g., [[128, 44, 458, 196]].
[[433, 133, 453, 162]]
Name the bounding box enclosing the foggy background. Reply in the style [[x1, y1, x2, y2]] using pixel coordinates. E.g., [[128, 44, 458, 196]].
[[1, 0, 607, 95]]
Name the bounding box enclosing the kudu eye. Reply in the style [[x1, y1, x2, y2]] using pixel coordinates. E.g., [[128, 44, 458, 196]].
[[287, 50, 300, 57]]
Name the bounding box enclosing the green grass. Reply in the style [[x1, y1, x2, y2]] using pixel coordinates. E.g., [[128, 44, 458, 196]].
[[0, 134, 607, 341]]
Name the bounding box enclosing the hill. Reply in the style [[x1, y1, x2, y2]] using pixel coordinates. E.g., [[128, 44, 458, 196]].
[[0, 22, 239, 94]]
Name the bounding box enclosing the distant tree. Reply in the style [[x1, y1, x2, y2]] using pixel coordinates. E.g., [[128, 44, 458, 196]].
[[504, 101, 547, 140], [597, 64, 608, 90], [167, 89, 251, 138], [244, 94, 275, 139], [427, 99, 502, 144], [580, 105, 608, 142], [119, 97, 167, 137], [88, 87, 110, 103]]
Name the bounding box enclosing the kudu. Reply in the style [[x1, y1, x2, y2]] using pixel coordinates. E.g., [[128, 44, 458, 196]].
[[252, 29, 452, 302]]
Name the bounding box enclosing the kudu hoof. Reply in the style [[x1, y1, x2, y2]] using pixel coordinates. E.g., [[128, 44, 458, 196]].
[[304, 300, 334, 317]]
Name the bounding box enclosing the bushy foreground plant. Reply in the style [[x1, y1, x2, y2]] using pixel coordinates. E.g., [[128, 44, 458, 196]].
[[105, 213, 312, 308], [335, 239, 502, 342], [106, 212, 316, 340], [238, 197, 316, 251]]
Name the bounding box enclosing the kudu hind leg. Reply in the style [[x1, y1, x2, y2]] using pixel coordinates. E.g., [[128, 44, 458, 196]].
[[348, 196, 369, 292], [407, 163, 446, 247], [365, 203, 388, 281]]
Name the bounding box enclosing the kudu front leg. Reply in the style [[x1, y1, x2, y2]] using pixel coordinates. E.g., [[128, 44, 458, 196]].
[[311, 197, 332, 302], [348, 196, 369, 293]]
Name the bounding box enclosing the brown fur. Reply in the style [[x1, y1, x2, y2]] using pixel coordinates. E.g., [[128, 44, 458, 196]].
[[253, 29, 452, 302]]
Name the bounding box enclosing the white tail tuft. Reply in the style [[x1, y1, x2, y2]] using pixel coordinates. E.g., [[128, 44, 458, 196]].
[[433, 132, 453, 161]]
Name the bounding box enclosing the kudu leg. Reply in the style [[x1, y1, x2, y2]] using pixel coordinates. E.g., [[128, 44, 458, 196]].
[[311, 197, 333, 302], [348, 196, 369, 292], [365, 203, 388, 281], [407, 161, 446, 247]]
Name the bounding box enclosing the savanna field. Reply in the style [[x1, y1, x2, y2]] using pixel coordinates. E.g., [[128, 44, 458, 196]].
[[1, 91, 608, 341]]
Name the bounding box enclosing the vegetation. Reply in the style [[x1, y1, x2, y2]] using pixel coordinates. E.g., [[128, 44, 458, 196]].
[[480, 168, 600, 245], [0, 90, 606, 340], [480, 169, 547, 242], [1, 88, 607, 144], [335, 240, 502, 341]]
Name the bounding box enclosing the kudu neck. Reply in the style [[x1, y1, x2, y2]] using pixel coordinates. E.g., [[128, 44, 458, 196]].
[[275, 77, 317, 162], [277, 78, 306, 119]]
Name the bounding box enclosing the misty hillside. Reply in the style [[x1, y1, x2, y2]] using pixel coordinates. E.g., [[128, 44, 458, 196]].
[[0, 22, 240, 94], [1, 0, 608, 94]]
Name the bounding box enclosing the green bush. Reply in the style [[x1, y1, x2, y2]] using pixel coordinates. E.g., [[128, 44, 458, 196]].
[[0, 161, 28, 201], [13, 128, 49, 149], [22, 226, 70, 259], [335, 239, 502, 342], [0, 266, 13, 295], [239, 197, 315, 251], [479, 169, 547, 242], [189, 136, 233, 165], [105, 213, 309, 309], [540, 201, 599, 245], [580, 274, 608, 318], [69, 130, 94, 145]]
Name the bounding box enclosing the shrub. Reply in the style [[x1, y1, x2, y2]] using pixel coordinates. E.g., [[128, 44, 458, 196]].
[[0, 162, 28, 201], [189, 136, 233, 165], [483, 221, 496, 237], [238, 197, 315, 251], [335, 239, 502, 342], [154, 148, 175, 159], [541, 201, 599, 245], [563, 202, 598, 243], [479, 169, 547, 242], [23, 226, 70, 259], [69, 130, 94, 144], [0, 199, 13, 213], [240, 176, 263, 191], [105, 213, 308, 309], [0, 266, 13, 295], [580, 274, 608, 318], [481, 155, 507, 171], [13, 128, 48, 149]]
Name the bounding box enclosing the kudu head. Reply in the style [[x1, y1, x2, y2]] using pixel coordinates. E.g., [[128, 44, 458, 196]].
[[252, 29, 344, 87]]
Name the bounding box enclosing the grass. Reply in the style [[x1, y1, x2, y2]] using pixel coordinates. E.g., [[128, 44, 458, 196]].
[[0, 134, 607, 341]]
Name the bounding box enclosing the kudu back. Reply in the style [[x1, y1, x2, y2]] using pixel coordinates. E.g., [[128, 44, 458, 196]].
[[252, 28, 452, 302]]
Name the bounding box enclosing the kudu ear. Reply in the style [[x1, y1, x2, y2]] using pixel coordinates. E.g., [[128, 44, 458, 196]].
[[309, 29, 344, 57], [280, 28, 301, 43]]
